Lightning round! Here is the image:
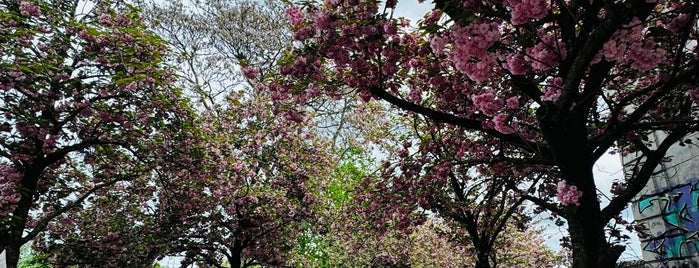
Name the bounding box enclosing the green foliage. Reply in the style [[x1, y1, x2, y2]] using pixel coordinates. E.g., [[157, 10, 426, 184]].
[[326, 147, 370, 206], [17, 245, 51, 268], [293, 227, 329, 268], [290, 147, 376, 267]]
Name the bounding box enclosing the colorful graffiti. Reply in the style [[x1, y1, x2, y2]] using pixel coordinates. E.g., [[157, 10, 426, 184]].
[[638, 178, 699, 261]]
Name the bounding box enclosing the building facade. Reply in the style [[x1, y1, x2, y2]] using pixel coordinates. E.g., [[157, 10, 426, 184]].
[[626, 132, 699, 268]]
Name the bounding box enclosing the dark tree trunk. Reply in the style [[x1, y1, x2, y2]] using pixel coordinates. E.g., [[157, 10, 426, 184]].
[[229, 246, 242, 268], [567, 172, 606, 268], [4, 163, 45, 268], [475, 250, 492, 268], [537, 103, 621, 268], [5, 243, 21, 268]]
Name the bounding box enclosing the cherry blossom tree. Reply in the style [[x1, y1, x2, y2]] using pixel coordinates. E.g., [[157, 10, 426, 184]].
[[36, 89, 334, 268], [315, 217, 567, 267], [0, 0, 187, 267], [31, 2, 336, 266], [274, 0, 699, 267], [162, 90, 334, 268], [290, 148, 567, 267]]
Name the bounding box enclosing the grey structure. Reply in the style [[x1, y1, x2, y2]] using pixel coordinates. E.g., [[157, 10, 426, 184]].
[[625, 132, 699, 268]]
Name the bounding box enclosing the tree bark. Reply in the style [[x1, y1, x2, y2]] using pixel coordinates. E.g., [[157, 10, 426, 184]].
[[5, 243, 21, 268], [4, 161, 45, 268], [567, 186, 605, 268], [475, 250, 492, 268], [229, 246, 242, 268], [537, 103, 620, 268]]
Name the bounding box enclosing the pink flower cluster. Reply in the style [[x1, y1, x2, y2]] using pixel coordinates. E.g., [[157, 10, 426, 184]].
[[557, 180, 582, 206], [242, 67, 259, 79], [98, 14, 116, 26], [19, 1, 41, 17], [504, 53, 529, 74], [601, 18, 666, 71], [526, 30, 566, 70], [509, 0, 549, 25], [430, 34, 448, 55], [286, 6, 305, 28], [0, 166, 22, 216], [666, 14, 691, 33], [448, 20, 501, 83], [471, 91, 503, 116], [689, 87, 699, 104], [493, 113, 514, 134], [541, 77, 562, 102]]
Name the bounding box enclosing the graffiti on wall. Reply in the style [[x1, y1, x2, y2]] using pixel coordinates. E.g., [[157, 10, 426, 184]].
[[638, 178, 699, 261]]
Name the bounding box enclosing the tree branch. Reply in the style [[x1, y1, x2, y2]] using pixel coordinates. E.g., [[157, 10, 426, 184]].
[[368, 85, 552, 158], [22, 175, 138, 243], [600, 126, 689, 223]]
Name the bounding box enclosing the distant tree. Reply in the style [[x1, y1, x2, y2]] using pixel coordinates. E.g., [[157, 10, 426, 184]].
[[290, 148, 567, 268], [144, 0, 396, 152], [141, 0, 290, 108], [161, 90, 335, 268], [0, 1, 186, 267]]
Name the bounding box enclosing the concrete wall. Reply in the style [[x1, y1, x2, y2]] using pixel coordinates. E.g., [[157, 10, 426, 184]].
[[626, 132, 699, 268], [1, 249, 6, 268]]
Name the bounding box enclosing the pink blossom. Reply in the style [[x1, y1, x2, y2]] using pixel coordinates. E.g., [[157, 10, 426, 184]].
[[430, 35, 448, 55], [667, 14, 691, 33], [628, 40, 665, 71], [541, 77, 562, 102], [242, 67, 259, 79], [424, 9, 442, 24], [98, 13, 116, 26], [541, 88, 560, 102], [448, 20, 501, 82], [506, 97, 519, 109], [602, 40, 626, 61], [460, 55, 497, 83], [233, 162, 245, 173], [472, 91, 503, 115], [294, 25, 316, 40], [510, 0, 549, 25], [689, 87, 699, 103], [383, 22, 397, 36], [601, 17, 666, 71], [504, 53, 529, 74], [526, 36, 565, 70], [19, 1, 41, 17], [312, 11, 331, 29], [286, 6, 305, 27], [557, 180, 583, 206], [493, 113, 514, 134]]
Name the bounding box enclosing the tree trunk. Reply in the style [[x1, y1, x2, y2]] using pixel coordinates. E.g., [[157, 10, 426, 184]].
[[568, 215, 623, 268], [4, 242, 21, 268], [537, 104, 620, 267], [229, 247, 242, 268], [562, 150, 623, 268], [568, 202, 603, 268], [475, 250, 492, 268]]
